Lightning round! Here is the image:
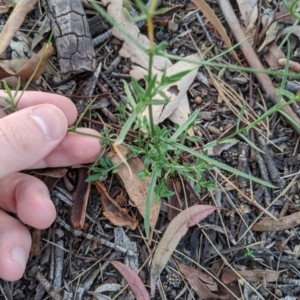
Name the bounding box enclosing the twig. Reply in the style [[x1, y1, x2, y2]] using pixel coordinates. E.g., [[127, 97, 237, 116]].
[[218, 0, 300, 135], [257, 136, 285, 188], [214, 168, 278, 220], [55, 216, 138, 257], [35, 271, 63, 300]]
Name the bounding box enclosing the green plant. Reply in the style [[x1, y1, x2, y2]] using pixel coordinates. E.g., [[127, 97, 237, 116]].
[[87, 0, 300, 237], [2, 0, 300, 238], [243, 248, 255, 259]]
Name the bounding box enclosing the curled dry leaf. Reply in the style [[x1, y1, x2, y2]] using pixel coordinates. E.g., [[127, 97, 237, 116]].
[[110, 260, 149, 300], [110, 146, 160, 233], [0, 0, 38, 55], [95, 180, 138, 230], [0, 42, 54, 80], [178, 263, 218, 299], [150, 205, 217, 295], [252, 211, 300, 232]]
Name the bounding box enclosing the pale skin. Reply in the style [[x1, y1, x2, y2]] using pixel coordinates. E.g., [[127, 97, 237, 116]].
[[0, 91, 102, 281]]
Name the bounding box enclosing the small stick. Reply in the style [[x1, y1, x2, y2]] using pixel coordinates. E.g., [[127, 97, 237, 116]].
[[53, 240, 64, 291], [55, 217, 138, 257], [214, 168, 278, 220], [257, 136, 285, 188], [35, 271, 63, 300]]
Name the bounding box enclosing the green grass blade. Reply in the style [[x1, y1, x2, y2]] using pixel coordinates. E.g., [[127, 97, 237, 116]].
[[171, 109, 200, 140], [144, 172, 157, 237], [174, 143, 275, 188]]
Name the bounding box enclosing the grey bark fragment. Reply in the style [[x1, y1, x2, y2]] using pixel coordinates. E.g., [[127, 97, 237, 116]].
[[46, 0, 96, 74]]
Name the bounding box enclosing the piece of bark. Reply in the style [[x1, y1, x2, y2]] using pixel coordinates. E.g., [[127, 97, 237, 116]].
[[31, 228, 41, 256], [237, 142, 250, 189], [71, 168, 91, 230], [88, 14, 108, 37], [45, 0, 96, 73]]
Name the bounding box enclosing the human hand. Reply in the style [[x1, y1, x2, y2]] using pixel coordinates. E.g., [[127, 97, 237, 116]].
[[0, 91, 101, 281]]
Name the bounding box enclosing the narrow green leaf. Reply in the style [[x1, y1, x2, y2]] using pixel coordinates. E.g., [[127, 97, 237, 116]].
[[174, 143, 275, 188], [171, 109, 199, 140], [115, 113, 137, 144], [144, 172, 157, 237], [238, 134, 264, 153], [123, 80, 137, 109]]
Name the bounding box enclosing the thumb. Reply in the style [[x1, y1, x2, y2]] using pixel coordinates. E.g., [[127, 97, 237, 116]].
[[0, 104, 68, 178]]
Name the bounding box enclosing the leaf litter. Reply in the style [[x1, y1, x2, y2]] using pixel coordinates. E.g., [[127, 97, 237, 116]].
[[4, 0, 300, 299]]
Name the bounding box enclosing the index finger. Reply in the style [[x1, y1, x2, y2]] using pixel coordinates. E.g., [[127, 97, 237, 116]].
[[0, 91, 77, 125]]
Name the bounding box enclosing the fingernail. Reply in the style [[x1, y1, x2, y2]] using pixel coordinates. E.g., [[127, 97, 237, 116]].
[[41, 189, 52, 203], [11, 247, 27, 269], [30, 104, 67, 140]]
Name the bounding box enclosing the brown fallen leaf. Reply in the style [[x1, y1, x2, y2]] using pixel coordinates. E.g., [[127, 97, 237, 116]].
[[178, 263, 219, 299], [0, 0, 38, 55], [32, 168, 68, 178], [95, 180, 138, 230], [71, 168, 91, 230], [223, 269, 279, 282], [0, 42, 54, 80], [150, 205, 217, 295], [221, 269, 237, 285], [110, 146, 160, 233], [110, 260, 149, 300], [252, 211, 300, 231]]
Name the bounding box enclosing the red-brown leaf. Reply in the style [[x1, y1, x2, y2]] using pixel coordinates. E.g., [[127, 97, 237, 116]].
[[110, 260, 149, 300], [150, 205, 217, 295]]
